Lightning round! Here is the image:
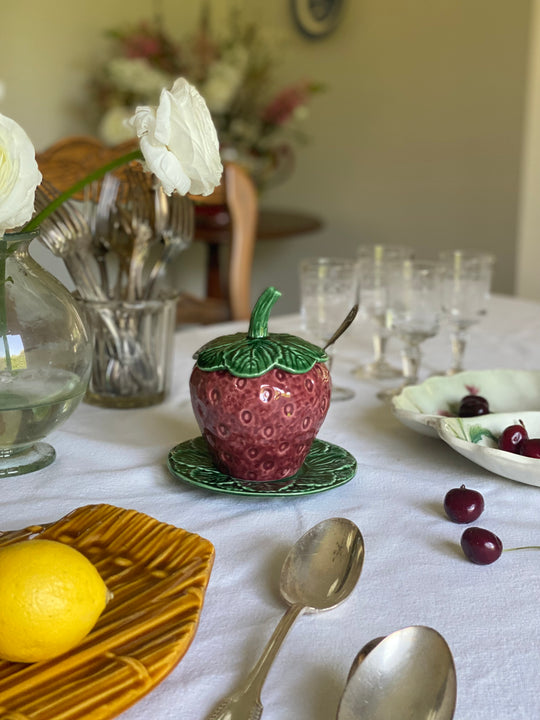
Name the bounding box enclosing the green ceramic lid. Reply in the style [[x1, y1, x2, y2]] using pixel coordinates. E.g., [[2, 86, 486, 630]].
[[193, 287, 328, 377]]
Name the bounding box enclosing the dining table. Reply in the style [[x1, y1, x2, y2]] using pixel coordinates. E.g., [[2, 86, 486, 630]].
[[2, 291, 540, 720]]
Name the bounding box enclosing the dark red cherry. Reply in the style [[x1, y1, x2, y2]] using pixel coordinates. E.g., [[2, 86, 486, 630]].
[[521, 438, 540, 458], [498, 422, 528, 454], [461, 527, 503, 565], [458, 395, 490, 417], [444, 484, 485, 523]]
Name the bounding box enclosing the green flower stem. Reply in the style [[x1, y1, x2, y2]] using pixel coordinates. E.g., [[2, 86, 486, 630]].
[[0, 242, 12, 371], [247, 286, 281, 339], [0, 250, 11, 370], [23, 148, 144, 232]]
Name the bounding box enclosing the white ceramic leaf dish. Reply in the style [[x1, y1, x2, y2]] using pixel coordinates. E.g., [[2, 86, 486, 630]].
[[437, 411, 540, 487], [391, 369, 540, 438]]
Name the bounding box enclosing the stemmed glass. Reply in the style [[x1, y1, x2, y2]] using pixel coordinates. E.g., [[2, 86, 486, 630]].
[[438, 250, 495, 375], [299, 257, 358, 402], [378, 259, 441, 400], [353, 244, 413, 380]]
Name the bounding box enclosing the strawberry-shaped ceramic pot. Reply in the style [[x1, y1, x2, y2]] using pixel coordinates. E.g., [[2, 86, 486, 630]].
[[189, 287, 331, 482]]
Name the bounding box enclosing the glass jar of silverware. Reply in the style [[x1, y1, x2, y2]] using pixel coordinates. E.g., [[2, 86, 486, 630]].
[[35, 165, 193, 408]]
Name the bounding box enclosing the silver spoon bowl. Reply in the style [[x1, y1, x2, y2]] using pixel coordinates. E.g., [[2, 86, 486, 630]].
[[206, 517, 364, 720], [337, 625, 457, 720]]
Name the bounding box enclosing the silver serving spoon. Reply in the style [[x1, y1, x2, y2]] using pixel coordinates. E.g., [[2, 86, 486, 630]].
[[336, 625, 457, 720], [206, 517, 364, 720]]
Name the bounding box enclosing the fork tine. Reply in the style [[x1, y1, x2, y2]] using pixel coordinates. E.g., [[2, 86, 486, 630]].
[[83, 181, 101, 234], [94, 173, 120, 239], [125, 165, 154, 228]]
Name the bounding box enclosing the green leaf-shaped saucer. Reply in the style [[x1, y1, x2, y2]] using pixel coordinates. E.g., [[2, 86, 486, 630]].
[[167, 436, 357, 497]]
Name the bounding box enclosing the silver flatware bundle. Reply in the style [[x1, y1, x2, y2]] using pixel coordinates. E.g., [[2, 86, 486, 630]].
[[35, 170, 194, 303], [34, 171, 194, 398]]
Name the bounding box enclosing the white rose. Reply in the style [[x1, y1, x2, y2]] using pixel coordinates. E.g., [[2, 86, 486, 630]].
[[0, 113, 41, 234], [128, 78, 223, 197]]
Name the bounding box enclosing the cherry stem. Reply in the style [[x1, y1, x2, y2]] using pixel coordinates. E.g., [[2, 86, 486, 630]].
[[503, 546, 540, 553]]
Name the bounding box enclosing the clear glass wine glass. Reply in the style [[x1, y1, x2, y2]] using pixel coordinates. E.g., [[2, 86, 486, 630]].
[[299, 257, 358, 402], [353, 244, 413, 380], [378, 259, 442, 400], [438, 250, 495, 375]]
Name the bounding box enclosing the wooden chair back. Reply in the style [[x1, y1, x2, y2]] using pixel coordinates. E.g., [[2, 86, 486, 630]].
[[185, 162, 258, 323], [36, 136, 140, 195]]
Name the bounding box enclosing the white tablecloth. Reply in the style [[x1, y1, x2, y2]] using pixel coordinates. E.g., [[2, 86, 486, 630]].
[[2, 293, 540, 719]]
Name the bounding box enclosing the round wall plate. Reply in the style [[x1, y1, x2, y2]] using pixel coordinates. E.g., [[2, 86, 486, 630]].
[[291, 0, 345, 39]]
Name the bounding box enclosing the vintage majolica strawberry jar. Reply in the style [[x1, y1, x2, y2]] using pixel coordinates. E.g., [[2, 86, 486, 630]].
[[189, 287, 331, 482]]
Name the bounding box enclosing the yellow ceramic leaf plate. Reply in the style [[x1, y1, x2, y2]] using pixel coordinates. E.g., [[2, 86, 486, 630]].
[[0, 504, 214, 720]]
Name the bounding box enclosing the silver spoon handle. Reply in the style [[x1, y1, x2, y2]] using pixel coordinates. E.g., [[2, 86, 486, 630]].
[[323, 304, 359, 351], [205, 603, 305, 720]]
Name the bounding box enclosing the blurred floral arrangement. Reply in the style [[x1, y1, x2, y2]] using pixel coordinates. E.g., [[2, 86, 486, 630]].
[[89, 6, 323, 189]]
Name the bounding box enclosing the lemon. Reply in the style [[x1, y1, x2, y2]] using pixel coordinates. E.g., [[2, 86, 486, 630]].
[[0, 539, 110, 663]]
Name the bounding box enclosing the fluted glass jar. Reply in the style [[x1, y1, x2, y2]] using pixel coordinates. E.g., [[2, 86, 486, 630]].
[[0, 230, 92, 476]]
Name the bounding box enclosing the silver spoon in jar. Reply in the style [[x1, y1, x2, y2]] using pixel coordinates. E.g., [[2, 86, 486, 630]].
[[206, 517, 364, 720], [323, 304, 359, 351], [336, 625, 457, 720]]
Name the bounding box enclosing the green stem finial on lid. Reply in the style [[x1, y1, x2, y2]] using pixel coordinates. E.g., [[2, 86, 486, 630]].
[[193, 286, 327, 377], [248, 286, 281, 340]]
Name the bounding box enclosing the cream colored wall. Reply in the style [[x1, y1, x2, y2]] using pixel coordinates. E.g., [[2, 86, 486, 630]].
[[1, 0, 532, 313], [260, 0, 531, 311]]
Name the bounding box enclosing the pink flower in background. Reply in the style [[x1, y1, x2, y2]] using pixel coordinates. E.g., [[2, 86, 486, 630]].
[[107, 21, 183, 76], [92, 11, 324, 189], [261, 81, 312, 126], [124, 33, 163, 60]]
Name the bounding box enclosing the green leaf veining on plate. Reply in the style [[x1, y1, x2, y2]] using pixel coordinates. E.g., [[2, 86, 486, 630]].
[[193, 286, 328, 377], [469, 425, 497, 444], [446, 417, 466, 440]]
